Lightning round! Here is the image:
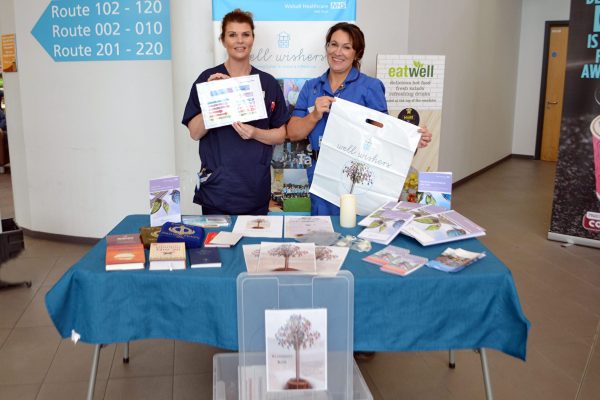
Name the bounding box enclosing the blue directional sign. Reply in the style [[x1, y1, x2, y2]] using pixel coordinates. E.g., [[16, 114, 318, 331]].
[[31, 0, 171, 62]]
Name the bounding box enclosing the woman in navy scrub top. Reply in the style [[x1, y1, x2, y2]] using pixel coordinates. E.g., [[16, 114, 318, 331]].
[[287, 23, 432, 216], [182, 9, 288, 215]]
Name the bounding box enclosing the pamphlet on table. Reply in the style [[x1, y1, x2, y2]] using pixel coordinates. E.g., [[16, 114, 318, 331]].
[[149, 176, 181, 227], [181, 215, 231, 228], [401, 210, 485, 246], [426, 247, 486, 273], [315, 246, 348, 275], [233, 215, 283, 238], [357, 209, 414, 245], [242, 244, 261, 272], [283, 215, 334, 239], [265, 308, 327, 392], [196, 74, 267, 129], [363, 244, 427, 277], [417, 171, 452, 210]]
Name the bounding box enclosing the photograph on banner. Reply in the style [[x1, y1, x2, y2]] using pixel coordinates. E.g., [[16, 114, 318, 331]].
[[549, 1, 600, 247], [377, 55, 445, 176], [196, 74, 267, 129], [310, 98, 421, 216]]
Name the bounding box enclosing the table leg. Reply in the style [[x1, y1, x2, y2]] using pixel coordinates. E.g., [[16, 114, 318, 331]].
[[123, 341, 130, 363], [479, 348, 494, 400], [86, 344, 101, 400], [448, 349, 456, 369]]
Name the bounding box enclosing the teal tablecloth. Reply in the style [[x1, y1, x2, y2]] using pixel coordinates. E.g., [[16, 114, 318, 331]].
[[45, 215, 530, 360]]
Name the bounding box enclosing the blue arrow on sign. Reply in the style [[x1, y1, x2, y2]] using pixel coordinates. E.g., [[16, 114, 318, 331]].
[[32, 0, 171, 62]]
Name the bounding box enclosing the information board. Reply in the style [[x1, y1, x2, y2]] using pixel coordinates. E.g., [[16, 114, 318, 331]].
[[31, 0, 171, 62]]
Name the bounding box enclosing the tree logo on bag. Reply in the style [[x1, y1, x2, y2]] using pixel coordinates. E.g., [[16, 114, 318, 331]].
[[341, 160, 374, 194]]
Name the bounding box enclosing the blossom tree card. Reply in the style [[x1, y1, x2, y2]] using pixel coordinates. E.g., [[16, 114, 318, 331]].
[[265, 308, 327, 392], [233, 215, 283, 238], [257, 242, 316, 274]]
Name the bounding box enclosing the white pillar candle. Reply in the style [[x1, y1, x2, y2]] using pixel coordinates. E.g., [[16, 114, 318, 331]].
[[339, 194, 357, 228]]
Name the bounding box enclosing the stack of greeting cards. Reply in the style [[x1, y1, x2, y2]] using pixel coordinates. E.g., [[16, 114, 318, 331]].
[[426, 247, 486, 273], [363, 245, 428, 277]]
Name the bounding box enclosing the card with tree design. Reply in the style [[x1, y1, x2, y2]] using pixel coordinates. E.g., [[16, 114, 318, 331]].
[[265, 308, 327, 392], [232, 215, 283, 238], [257, 242, 316, 273]]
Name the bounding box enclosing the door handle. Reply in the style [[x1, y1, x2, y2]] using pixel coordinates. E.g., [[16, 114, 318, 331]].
[[547, 100, 559, 105]]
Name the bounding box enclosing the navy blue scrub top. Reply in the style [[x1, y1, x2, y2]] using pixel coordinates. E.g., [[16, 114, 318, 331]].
[[291, 67, 388, 215], [182, 64, 288, 215]]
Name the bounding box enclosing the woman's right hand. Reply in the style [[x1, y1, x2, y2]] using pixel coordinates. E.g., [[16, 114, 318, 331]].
[[207, 72, 230, 81], [311, 96, 335, 121]]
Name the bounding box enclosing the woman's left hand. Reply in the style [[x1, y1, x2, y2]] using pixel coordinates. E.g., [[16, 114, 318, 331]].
[[232, 121, 256, 140], [418, 125, 432, 148]]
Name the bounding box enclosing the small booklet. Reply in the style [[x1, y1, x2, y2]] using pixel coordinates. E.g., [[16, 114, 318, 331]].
[[149, 242, 186, 271], [417, 171, 452, 210], [209, 231, 243, 247], [426, 247, 486, 273], [105, 234, 145, 271], [284, 215, 334, 239], [189, 247, 221, 268], [157, 222, 204, 249], [203, 231, 228, 248], [357, 210, 414, 245], [363, 245, 410, 266], [233, 215, 284, 238], [149, 176, 181, 227], [139, 226, 161, 249], [401, 210, 485, 246], [380, 254, 428, 277], [182, 215, 231, 228]]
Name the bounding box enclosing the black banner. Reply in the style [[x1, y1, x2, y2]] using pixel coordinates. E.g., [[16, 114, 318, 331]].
[[550, 0, 600, 245]]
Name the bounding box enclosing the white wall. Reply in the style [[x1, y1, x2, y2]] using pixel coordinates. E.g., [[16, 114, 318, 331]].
[[1, 0, 176, 237], [408, 0, 523, 181], [512, 0, 570, 156]]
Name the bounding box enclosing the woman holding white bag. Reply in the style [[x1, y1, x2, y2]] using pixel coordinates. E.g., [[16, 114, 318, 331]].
[[287, 22, 431, 216]]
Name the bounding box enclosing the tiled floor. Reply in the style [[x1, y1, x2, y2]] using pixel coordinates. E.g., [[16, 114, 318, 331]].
[[0, 158, 599, 399]]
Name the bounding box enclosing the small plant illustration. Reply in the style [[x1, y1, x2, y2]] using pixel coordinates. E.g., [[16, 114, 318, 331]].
[[275, 314, 321, 390], [268, 244, 309, 271], [413, 60, 423, 68], [251, 218, 267, 229], [342, 160, 374, 194], [150, 190, 179, 215]]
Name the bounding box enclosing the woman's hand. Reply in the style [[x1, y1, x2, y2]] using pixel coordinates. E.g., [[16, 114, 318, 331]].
[[418, 125, 432, 148], [311, 96, 335, 121], [232, 121, 256, 140], [207, 72, 230, 81]]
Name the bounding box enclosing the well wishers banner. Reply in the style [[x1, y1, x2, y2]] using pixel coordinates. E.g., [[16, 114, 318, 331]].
[[376, 55, 444, 179], [212, 0, 356, 212], [549, 1, 600, 247]]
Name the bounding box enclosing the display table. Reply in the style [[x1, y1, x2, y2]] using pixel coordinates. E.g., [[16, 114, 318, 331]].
[[45, 215, 529, 399]]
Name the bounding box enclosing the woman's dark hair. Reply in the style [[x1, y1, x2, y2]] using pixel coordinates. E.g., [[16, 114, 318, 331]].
[[220, 8, 255, 41], [325, 22, 365, 70]]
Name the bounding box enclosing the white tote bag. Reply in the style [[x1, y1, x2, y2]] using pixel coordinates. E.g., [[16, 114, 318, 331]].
[[310, 98, 421, 215]]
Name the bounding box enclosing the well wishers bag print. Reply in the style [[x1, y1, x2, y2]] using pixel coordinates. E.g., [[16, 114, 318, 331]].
[[310, 98, 421, 215]]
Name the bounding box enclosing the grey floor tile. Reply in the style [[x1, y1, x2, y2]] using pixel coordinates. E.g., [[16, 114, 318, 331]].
[[0, 328, 11, 348], [578, 334, 600, 400], [0, 327, 61, 385], [0, 383, 40, 400], [174, 342, 224, 375], [104, 376, 173, 400], [36, 379, 106, 400], [0, 255, 55, 289], [45, 341, 115, 383], [110, 339, 174, 378], [0, 287, 37, 329], [173, 373, 213, 400], [16, 285, 54, 328]]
